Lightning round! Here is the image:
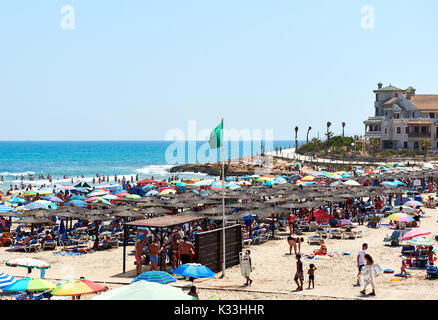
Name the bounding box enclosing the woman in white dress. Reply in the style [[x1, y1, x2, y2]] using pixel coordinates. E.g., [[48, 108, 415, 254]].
[[240, 250, 253, 286], [360, 254, 376, 296]]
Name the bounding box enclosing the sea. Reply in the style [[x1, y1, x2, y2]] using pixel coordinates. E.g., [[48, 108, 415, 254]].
[[0, 140, 301, 188]]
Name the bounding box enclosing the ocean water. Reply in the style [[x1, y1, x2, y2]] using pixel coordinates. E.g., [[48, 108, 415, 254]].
[[0, 140, 300, 187]]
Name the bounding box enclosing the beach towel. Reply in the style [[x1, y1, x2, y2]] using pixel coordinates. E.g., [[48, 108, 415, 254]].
[[53, 252, 85, 256]]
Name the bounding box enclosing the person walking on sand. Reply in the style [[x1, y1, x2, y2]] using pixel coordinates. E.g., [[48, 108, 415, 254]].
[[355, 243, 368, 287], [360, 254, 376, 296], [240, 250, 253, 286], [294, 254, 304, 291]]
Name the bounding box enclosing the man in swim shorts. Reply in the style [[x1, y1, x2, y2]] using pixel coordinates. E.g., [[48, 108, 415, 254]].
[[149, 239, 160, 271]]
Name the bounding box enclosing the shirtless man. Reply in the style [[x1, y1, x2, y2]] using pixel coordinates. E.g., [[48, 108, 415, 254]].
[[149, 239, 160, 271], [135, 237, 145, 275], [170, 236, 180, 269], [178, 236, 195, 265]]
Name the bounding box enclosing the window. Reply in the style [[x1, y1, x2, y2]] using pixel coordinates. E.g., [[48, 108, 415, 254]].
[[405, 127, 409, 134], [384, 128, 387, 134], [430, 113, 435, 119], [404, 142, 408, 149], [397, 127, 401, 134], [395, 113, 400, 119], [412, 112, 415, 118]]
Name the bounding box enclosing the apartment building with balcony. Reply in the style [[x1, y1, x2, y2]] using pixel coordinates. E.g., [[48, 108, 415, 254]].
[[364, 83, 438, 152]]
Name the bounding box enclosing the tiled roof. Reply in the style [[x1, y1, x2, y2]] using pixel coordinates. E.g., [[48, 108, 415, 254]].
[[383, 97, 399, 105], [410, 95, 438, 111], [374, 84, 403, 92]]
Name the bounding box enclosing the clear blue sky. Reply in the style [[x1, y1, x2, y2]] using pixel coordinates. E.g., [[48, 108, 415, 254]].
[[1, 0, 438, 140]]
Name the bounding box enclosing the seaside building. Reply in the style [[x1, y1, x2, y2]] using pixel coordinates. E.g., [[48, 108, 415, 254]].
[[364, 83, 438, 152]]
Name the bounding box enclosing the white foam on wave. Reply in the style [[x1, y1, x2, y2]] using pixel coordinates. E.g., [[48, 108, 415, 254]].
[[0, 171, 35, 177], [135, 164, 174, 175]]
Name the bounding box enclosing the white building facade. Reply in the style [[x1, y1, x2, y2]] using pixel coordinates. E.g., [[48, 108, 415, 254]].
[[364, 83, 438, 152]]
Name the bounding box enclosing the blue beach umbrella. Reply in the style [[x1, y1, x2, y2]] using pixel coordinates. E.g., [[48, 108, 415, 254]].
[[8, 198, 26, 205], [43, 195, 64, 203], [70, 195, 86, 201], [145, 190, 159, 196], [171, 263, 216, 279], [66, 200, 87, 207], [0, 272, 17, 289], [132, 271, 177, 285], [141, 185, 156, 191]]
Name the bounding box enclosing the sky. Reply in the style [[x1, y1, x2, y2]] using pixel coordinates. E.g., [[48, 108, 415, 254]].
[[1, 0, 438, 141]]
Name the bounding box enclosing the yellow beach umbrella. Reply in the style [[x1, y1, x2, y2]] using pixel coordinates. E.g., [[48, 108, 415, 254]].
[[301, 176, 315, 181]]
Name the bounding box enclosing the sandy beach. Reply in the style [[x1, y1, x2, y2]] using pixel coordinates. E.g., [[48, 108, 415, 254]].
[[2, 195, 437, 300]]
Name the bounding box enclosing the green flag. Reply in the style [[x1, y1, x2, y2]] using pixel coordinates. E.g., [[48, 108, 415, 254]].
[[208, 121, 223, 149]]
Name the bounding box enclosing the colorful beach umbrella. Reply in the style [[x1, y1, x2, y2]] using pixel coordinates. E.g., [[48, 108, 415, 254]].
[[92, 280, 194, 300], [387, 213, 414, 222], [406, 237, 433, 246], [51, 279, 108, 297], [171, 263, 215, 279], [132, 271, 177, 285], [2, 278, 56, 292], [401, 228, 431, 241], [125, 194, 142, 199], [404, 201, 423, 207], [393, 206, 415, 213]]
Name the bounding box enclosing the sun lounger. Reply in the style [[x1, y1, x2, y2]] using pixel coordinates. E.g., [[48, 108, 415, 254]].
[[329, 229, 343, 239], [316, 229, 328, 238], [242, 238, 252, 247], [42, 240, 57, 250], [298, 221, 310, 231], [107, 238, 119, 248], [307, 235, 322, 245], [343, 230, 361, 239], [384, 231, 401, 246], [24, 239, 41, 252]]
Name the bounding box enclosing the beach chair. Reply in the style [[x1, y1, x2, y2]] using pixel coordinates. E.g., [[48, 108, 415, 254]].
[[384, 231, 401, 246], [426, 266, 438, 278], [307, 235, 322, 245], [321, 221, 330, 229], [316, 229, 328, 238], [107, 238, 119, 248], [24, 239, 41, 252], [298, 221, 310, 231], [242, 238, 253, 247], [329, 229, 343, 239], [343, 230, 359, 239], [42, 240, 57, 250]]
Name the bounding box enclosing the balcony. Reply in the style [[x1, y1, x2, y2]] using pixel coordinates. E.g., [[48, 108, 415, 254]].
[[408, 132, 431, 138]]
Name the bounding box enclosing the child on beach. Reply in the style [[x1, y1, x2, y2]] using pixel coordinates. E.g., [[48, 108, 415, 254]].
[[428, 246, 436, 266], [400, 258, 408, 278], [308, 264, 317, 289]]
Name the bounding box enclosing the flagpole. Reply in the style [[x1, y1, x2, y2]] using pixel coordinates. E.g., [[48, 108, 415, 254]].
[[221, 117, 226, 278]]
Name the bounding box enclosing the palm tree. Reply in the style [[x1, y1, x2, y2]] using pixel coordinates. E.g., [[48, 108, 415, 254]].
[[306, 126, 312, 144], [420, 139, 431, 161], [326, 122, 332, 143], [341, 122, 346, 137], [370, 138, 380, 157], [294, 126, 299, 150]]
